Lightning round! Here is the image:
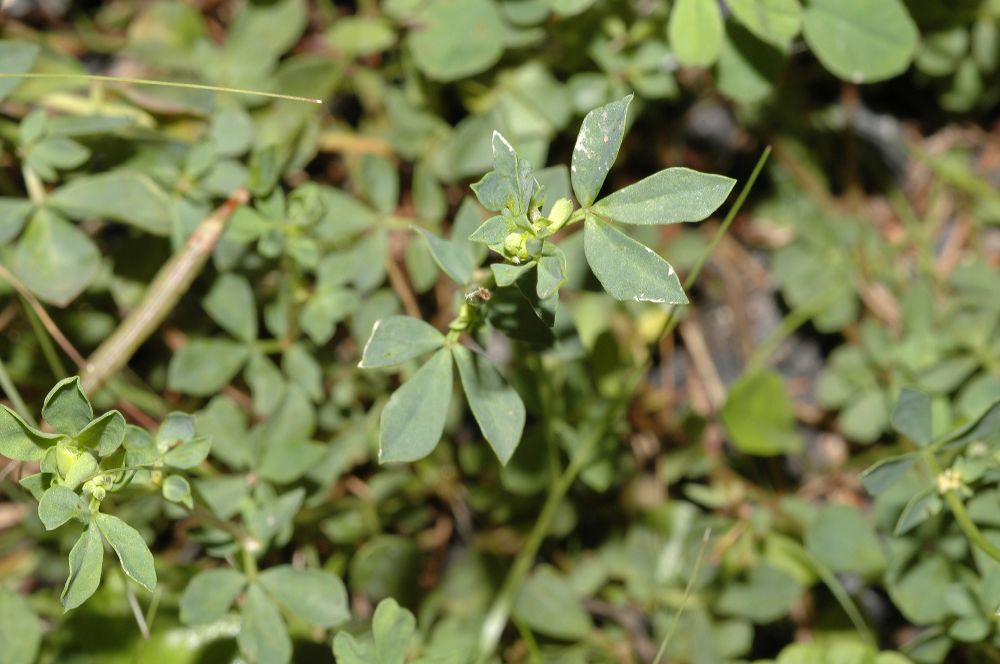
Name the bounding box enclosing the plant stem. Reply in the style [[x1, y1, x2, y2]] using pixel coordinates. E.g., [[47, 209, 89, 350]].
[[476, 391, 633, 661], [0, 72, 322, 104], [18, 295, 69, 379], [0, 355, 35, 426], [926, 455, 1000, 563], [652, 529, 712, 664], [80, 188, 248, 395], [475, 148, 771, 661]]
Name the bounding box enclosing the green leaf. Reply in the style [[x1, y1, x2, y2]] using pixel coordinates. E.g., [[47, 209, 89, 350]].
[[514, 565, 592, 640], [414, 226, 474, 284], [203, 273, 257, 343], [76, 410, 126, 457], [716, 564, 801, 623], [801, 0, 918, 83], [0, 197, 32, 243], [49, 171, 173, 236], [716, 22, 788, 102], [42, 376, 93, 436], [29, 137, 90, 175], [453, 346, 526, 465], [891, 389, 932, 447], [158, 412, 196, 445], [180, 568, 246, 625], [379, 348, 453, 463], [0, 590, 41, 664], [238, 584, 292, 664], [167, 339, 250, 396], [591, 167, 735, 225], [583, 215, 686, 303], [62, 522, 104, 611], [408, 0, 505, 82], [492, 262, 535, 287], [468, 215, 511, 245], [571, 94, 632, 207], [726, 0, 802, 46], [162, 475, 193, 509], [355, 154, 399, 216], [486, 282, 556, 346], [0, 405, 61, 461], [721, 370, 804, 456], [328, 16, 397, 57], [96, 513, 157, 592], [0, 41, 39, 102], [282, 343, 324, 402], [943, 398, 1000, 448], [668, 0, 724, 67], [258, 566, 350, 628], [333, 598, 416, 664], [860, 454, 915, 495], [471, 131, 536, 215], [38, 485, 84, 530], [164, 436, 211, 469], [805, 504, 886, 576], [536, 252, 567, 299], [894, 487, 940, 536], [360, 315, 445, 369], [259, 439, 326, 484], [11, 208, 100, 306]]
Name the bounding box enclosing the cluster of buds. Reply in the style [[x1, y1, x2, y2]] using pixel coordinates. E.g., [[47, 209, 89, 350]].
[[499, 197, 574, 265]]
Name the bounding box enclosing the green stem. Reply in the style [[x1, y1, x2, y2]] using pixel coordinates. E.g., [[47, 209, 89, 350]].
[[683, 147, 771, 293], [945, 491, 1000, 562], [21, 164, 46, 204], [743, 286, 841, 375], [20, 295, 68, 379], [652, 529, 713, 664], [476, 391, 633, 662], [926, 455, 1000, 563], [475, 148, 772, 661], [0, 355, 35, 426], [0, 72, 322, 105]]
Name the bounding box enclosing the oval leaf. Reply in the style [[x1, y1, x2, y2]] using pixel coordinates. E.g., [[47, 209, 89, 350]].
[[583, 215, 686, 304], [76, 410, 126, 457], [180, 568, 246, 625], [96, 513, 157, 592], [591, 167, 735, 225], [203, 273, 258, 342], [360, 316, 445, 369], [408, 0, 505, 82], [453, 345, 526, 465], [166, 339, 250, 396], [42, 376, 93, 436], [0, 405, 62, 461], [38, 485, 84, 531], [668, 0, 724, 67], [11, 209, 100, 307], [414, 226, 475, 285], [802, 0, 918, 83], [49, 171, 173, 236], [238, 584, 292, 664], [258, 565, 350, 628], [571, 94, 632, 207], [62, 523, 104, 611], [379, 348, 453, 463]]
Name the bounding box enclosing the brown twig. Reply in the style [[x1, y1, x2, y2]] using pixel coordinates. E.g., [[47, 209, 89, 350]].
[[384, 253, 422, 319], [0, 265, 88, 367], [80, 188, 249, 395]]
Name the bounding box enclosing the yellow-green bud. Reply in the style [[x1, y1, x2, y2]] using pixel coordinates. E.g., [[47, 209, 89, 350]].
[[503, 232, 523, 256], [56, 443, 83, 478], [548, 198, 573, 227]]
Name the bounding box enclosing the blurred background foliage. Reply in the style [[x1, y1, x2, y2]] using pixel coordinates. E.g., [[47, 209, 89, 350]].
[[0, 0, 999, 662]]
